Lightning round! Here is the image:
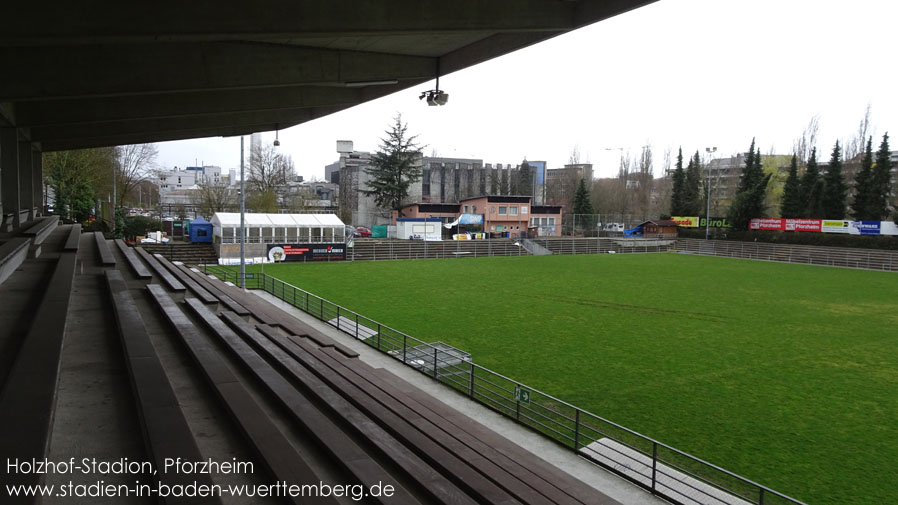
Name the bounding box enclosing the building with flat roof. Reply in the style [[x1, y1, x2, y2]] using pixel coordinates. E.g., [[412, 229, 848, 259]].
[[394, 195, 562, 238]]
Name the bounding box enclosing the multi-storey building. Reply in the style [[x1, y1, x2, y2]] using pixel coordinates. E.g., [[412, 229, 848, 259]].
[[329, 141, 546, 227]]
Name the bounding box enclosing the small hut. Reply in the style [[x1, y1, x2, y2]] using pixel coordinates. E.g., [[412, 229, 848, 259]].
[[637, 219, 679, 238]]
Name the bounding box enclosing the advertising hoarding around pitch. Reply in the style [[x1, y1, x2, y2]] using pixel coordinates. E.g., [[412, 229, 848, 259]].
[[750, 219, 897, 236], [267, 243, 346, 262]]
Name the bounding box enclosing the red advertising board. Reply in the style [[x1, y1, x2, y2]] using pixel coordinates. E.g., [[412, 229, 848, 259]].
[[749, 218, 784, 231], [784, 219, 822, 232]]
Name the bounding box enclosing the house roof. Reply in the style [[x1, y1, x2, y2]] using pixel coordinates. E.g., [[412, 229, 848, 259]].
[[638, 219, 679, 227]]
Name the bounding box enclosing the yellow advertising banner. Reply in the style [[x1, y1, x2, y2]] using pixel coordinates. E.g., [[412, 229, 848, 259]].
[[671, 216, 700, 228]]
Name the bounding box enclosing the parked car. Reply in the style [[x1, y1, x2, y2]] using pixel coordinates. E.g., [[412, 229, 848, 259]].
[[355, 226, 372, 237], [603, 223, 625, 232], [344, 225, 357, 238]]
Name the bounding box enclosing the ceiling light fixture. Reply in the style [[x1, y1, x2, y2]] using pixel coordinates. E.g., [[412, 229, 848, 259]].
[[273, 125, 280, 147]]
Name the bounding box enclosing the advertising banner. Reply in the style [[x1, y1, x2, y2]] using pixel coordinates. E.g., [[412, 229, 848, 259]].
[[852, 221, 881, 235], [458, 213, 484, 225], [671, 216, 699, 227], [821, 220, 852, 234], [749, 218, 784, 231], [784, 219, 822, 232], [700, 217, 732, 228], [267, 243, 346, 262], [880, 222, 898, 236]]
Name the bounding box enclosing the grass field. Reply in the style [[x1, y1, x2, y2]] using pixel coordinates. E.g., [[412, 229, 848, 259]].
[[238, 253, 898, 505]]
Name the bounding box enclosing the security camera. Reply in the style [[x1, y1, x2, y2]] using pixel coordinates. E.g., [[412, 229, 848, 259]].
[[419, 89, 449, 106]]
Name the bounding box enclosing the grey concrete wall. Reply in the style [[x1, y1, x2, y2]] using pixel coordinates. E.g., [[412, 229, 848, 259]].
[[1, 128, 19, 229]]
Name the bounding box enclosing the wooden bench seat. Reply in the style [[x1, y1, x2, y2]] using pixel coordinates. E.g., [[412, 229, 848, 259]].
[[94, 232, 115, 266], [254, 324, 542, 505], [170, 296, 421, 504], [134, 247, 184, 291], [219, 311, 482, 505], [115, 239, 151, 279], [150, 254, 217, 303], [211, 282, 360, 358], [0, 251, 77, 502], [303, 342, 607, 505], [105, 273, 219, 505], [63, 224, 81, 251]]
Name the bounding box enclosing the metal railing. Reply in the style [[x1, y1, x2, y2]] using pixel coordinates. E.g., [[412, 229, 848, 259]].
[[344, 237, 676, 262], [676, 238, 898, 272], [204, 267, 807, 505]]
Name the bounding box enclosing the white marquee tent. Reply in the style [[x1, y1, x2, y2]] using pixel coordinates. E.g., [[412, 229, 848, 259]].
[[210, 213, 347, 244]]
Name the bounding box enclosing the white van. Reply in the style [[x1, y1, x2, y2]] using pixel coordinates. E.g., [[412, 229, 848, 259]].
[[603, 223, 625, 232]]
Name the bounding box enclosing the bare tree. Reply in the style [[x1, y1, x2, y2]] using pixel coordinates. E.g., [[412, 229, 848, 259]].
[[634, 145, 654, 217], [568, 144, 581, 165], [845, 103, 873, 161], [793, 115, 820, 165], [115, 144, 158, 207], [192, 177, 235, 219], [248, 143, 294, 194]]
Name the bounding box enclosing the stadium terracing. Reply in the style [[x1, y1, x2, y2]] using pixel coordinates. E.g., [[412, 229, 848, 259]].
[[0, 2, 661, 504]]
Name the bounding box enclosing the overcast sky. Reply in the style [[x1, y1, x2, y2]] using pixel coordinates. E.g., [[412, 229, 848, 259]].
[[155, 0, 898, 180]]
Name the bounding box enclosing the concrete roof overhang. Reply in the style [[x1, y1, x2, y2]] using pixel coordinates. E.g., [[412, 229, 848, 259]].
[[0, 0, 656, 151]]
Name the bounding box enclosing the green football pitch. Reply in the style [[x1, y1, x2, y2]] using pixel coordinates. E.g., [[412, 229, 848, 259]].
[[236, 253, 897, 505]]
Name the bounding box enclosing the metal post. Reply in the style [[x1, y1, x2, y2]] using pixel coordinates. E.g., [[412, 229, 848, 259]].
[[759, 488, 765, 505], [469, 362, 475, 397], [355, 314, 359, 339], [336, 307, 340, 330], [652, 442, 658, 492], [376, 323, 381, 350], [402, 334, 407, 363], [574, 410, 581, 451], [433, 347, 438, 379], [239, 135, 246, 289], [320, 298, 324, 320]]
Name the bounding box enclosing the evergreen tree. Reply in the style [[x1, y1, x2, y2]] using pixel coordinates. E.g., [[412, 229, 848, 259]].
[[871, 132, 893, 220], [518, 161, 533, 197], [669, 147, 687, 215], [780, 154, 803, 218], [361, 114, 423, 216], [684, 150, 703, 215], [822, 141, 847, 219], [727, 138, 771, 229], [799, 147, 824, 218], [850, 137, 874, 220], [572, 179, 594, 216]]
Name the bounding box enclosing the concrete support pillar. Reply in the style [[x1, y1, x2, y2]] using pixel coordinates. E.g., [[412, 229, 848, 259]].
[[18, 139, 34, 222], [1, 128, 20, 230], [32, 146, 42, 218]]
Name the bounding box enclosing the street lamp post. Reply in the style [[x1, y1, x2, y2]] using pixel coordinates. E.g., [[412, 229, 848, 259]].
[[705, 146, 717, 240]]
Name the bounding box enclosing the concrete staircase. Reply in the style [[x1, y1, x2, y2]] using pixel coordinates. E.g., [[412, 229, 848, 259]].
[[140, 242, 217, 265]]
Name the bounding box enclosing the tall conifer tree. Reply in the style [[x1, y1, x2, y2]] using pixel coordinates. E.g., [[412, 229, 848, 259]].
[[822, 141, 847, 219], [669, 148, 687, 215], [781, 155, 803, 218]]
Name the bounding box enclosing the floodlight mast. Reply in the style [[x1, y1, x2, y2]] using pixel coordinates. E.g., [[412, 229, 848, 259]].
[[705, 146, 717, 240]]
